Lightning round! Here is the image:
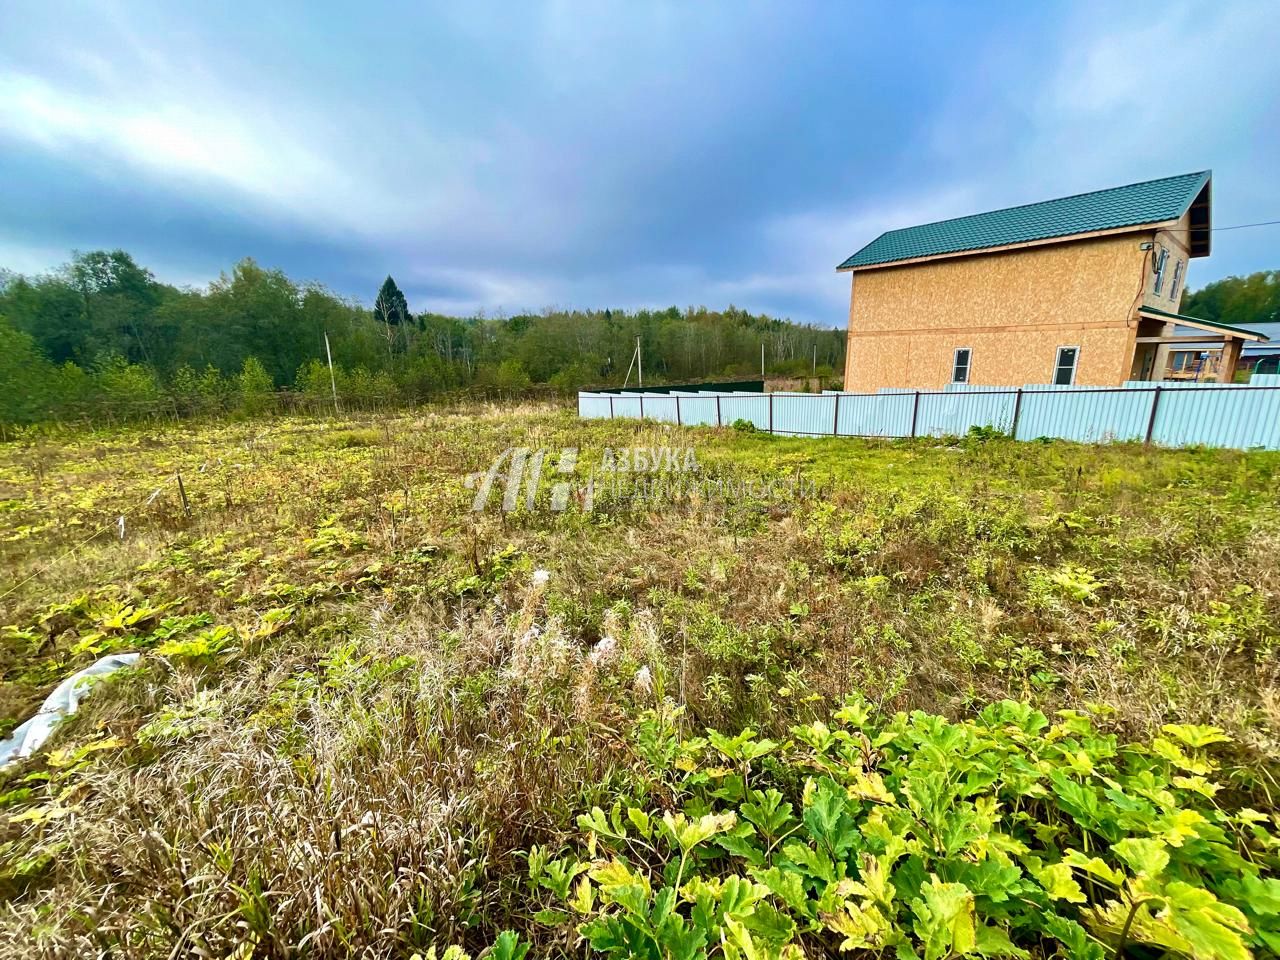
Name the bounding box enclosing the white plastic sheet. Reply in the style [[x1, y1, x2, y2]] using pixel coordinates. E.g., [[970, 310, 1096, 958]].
[[0, 653, 140, 766]]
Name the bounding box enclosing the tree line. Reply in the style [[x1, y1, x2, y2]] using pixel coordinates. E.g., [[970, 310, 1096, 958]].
[[0, 250, 847, 426], [1180, 269, 1280, 330]]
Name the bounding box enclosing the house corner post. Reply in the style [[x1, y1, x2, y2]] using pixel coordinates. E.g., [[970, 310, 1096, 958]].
[[1219, 338, 1242, 384]]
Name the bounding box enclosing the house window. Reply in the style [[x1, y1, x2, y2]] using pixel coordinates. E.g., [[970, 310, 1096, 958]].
[[1169, 259, 1184, 301], [1153, 248, 1169, 295], [952, 347, 972, 383], [1054, 346, 1079, 386], [1168, 349, 1213, 380]]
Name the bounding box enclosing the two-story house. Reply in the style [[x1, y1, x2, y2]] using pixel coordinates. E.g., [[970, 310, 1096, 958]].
[[837, 171, 1267, 391]]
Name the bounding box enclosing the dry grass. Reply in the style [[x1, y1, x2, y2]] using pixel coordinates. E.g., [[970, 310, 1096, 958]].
[[0, 405, 1277, 955]]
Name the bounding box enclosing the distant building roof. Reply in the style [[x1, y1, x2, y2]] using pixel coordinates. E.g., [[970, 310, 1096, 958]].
[[838, 171, 1212, 271], [1138, 306, 1268, 342]]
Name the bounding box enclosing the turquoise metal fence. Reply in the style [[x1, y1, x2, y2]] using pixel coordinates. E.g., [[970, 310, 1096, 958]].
[[578, 375, 1280, 451]]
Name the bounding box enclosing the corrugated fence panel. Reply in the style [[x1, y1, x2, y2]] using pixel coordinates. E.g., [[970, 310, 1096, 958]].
[[671, 392, 719, 426], [578, 393, 613, 419], [771, 394, 837, 436], [638, 394, 679, 423], [718, 393, 772, 430], [1015, 388, 1153, 443], [836, 392, 914, 437], [610, 395, 643, 419], [916, 391, 1016, 437], [1153, 387, 1280, 450], [579, 382, 1280, 451]]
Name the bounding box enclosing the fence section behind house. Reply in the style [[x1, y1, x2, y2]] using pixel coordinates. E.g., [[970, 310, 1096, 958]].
[[578, 375, 1280, 451]]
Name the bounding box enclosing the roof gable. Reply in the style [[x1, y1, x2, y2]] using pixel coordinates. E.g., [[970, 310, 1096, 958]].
[[838, 171, 1211, 271]]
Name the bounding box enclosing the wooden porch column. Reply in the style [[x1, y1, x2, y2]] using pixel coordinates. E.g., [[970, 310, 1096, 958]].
[[1219, 338, 1242, 383]]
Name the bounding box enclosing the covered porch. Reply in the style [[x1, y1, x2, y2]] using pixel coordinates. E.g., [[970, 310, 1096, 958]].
[[1129, 306, 1269, 383]]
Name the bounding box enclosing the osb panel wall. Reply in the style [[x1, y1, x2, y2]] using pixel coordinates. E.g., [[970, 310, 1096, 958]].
[[844, 232, 1149, 391], [847, 326, 1136, 391], [1143, 210, 1192, 311]]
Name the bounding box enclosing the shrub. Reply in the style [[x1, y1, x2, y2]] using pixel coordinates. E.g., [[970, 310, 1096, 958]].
[[236, 355, 275, 416], [531, 698, 1279, 959]]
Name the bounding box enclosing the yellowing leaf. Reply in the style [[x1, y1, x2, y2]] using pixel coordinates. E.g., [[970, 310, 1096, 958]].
[[1034, 862, 1086, 903], [911, 878, 975, 960], [1161, 724, 1231, 749], [1063, 850, 1124, 887]]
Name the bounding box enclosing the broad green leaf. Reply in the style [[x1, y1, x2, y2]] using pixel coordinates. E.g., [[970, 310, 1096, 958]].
[[1111, 838, 1169, 878], [1161, 724, 1231, 749], [911, 878, 975, 960], [1040, 913, 1105, 960], [743, 901, 798, 944], [487, 931, 529, 960], [1150, 737, 1212, 775], [1163, 881, 1252, 960], [662, 811, 738, 853], [780, 840, 836, 883], [626, 806, 652, 838], [973, 923, 1028, 958], [750, 866, 812, 918], [720, 875, 766, 919], [741, 789, 794, 837]]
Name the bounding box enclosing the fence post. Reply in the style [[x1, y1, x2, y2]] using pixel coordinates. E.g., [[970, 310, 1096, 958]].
[[768, 394, 774, 434], [832, 393, 840, 436], [609, 395, 615, 419], [1010, 388, 1024, 440], [1144, 386, 1163, 447], [639, 395, 645, 420], [910, 390, 921, 438], [676, 395, 682, 426], [716, 395, 722, 427]]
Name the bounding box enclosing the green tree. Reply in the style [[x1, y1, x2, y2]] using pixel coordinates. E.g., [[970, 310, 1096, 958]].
[[374, 275, 411, 358], [0, 315, 60, 423], [495, 358, 532, 390], [93, 355, 165, 420], [1182, 270, 1280, 327], [236, 356, 275, 416], [69, 250, 168, 365], [0, 273, 90, 364]]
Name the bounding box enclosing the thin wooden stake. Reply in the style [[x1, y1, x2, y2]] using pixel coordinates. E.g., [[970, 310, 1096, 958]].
[[176, 472, 191, 517]]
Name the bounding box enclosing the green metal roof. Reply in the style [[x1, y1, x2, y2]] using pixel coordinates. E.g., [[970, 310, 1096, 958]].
[[1137, 305, 1268, 341], [838, 171, 1211, 270]]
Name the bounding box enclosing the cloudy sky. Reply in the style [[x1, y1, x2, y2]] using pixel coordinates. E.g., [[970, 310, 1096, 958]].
[[2, 1, 1278, 326]]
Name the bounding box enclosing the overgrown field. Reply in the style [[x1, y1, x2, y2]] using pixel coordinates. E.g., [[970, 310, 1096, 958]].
[[1, 404, 1278, 959]]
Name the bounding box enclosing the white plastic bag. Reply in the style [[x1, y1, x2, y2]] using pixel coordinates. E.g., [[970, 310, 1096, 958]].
[[0, 653, 140, 766]]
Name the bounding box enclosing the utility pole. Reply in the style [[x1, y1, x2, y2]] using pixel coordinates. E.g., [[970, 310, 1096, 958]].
[[812, 344, 817, 375], [761, 342, 765, 379], [324, 331, 340, 415], [637, 335, 643, 387]]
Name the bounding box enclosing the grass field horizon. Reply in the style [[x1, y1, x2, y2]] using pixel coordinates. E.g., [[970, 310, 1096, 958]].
[[1, 402, 1278, 958]]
